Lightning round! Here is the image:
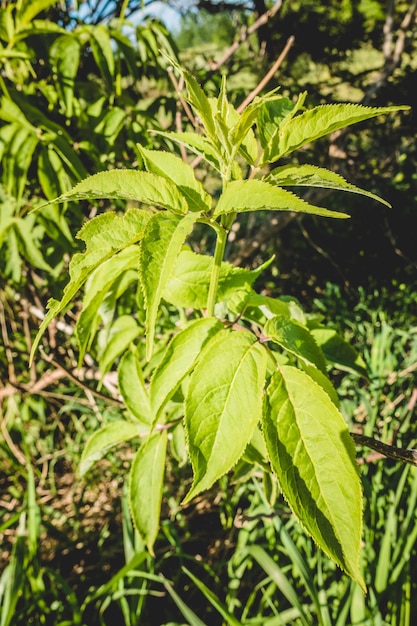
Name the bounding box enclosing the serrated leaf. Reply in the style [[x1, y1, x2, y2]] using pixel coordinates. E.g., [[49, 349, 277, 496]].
[[79, 421, 142, 477], [30, 209, 151, 363], [263, 366, 365, 590], [163, 249, 272, 309], [214, 180, 350, 219], [310, 327, 368, 378], [75, 245, 140, 363], [265, 315, 327, 373], [171, 62, 217, 143], [155, 130, 221, 171], [38, 170, 189, 214], [139, 211, 199, 360], [129, 431, 167, 554], [138, 146, 211, 212], [184, 329, 267, 502], [267, 163, 391, 208], [119, 349, 152, 424], [257, 93, 307, 148], [150, 317, 223, 422], [262, 103, 409, 163]]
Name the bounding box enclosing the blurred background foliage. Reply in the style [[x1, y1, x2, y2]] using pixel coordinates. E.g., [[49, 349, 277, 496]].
[[1, 0, 417, 624]]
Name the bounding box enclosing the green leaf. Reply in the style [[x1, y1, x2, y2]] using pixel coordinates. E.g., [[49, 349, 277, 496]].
[[139, 211, 199, 360], [79, 421, 142, 477], [257, 94, 307, 148], [310, 327, 368, 378], [172, 62, 217, 143], [262, 103, 409, 163], [30, 209, 151, 363], [184, 329, 267, 502], [155, 130, 221, 171], [86, 24, 115, 89], [214, 180, 350, 219], [129, 431, 167, 554], [19, 0, 58, 25], [75, 245, 140, 363], [118, 349, 152, 425], [150, 317, 223, 422], [182, 567, 243, 626], [264, 366, 365, 590], [97, 315, 141, 377], [163, 249, 272, 309], [50, 34, 81, 117], [264, 315, 327, 373], [39, 170, 189, 214], [267, 163, 391, 208], [138, 146, 211, 212]]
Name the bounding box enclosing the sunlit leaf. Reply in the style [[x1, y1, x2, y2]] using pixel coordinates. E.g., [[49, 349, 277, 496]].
[[139, 211, 200, 359], [184, 329, 267, 502], [214, 180, 350, 219], [264, 366, 365, 590]]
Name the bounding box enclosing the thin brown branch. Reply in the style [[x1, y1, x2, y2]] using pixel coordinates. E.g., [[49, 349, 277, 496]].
[[209, 0, 283, 72], [237, 35, 295, 113]]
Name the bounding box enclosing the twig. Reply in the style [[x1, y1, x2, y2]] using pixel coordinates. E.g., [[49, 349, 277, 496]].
[[237, 36, 295, 113], [209, 0, 283, 72], [351, 432, 417, 466]]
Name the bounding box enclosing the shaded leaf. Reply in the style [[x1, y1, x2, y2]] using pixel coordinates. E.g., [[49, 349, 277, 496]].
[[119, 349, 152, 424], [129, 431, 167, 554], [79, 421, 142, 477]]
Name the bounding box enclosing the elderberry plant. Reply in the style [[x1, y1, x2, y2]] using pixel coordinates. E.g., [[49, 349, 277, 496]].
[[32, 61, 408, 590]]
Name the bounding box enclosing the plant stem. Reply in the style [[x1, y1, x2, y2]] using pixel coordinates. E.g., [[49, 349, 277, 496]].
[[206, 222, 229, 317]]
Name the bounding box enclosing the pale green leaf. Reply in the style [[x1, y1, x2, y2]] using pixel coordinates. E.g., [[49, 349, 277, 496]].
[[138, 146, 211, 212], [265, 315, 327, 373], [155, 130, 221, 171], [118, 349, 152, 424], [163, 249, 272, 309], [75, 245, 140, 363], [139, 212, 200, 360], [79, 421, 142, 477], [257, 94, 306, 148], [129, 431, 167, 554], [267, 164, 391, 208], [264, 366, 365, 590], [39, 170, 189, 214], [311, 327, 368, 378], [150, 317, 223, 423], [301, 363, 340, 408], [97, 315, 141, 377], [214, 180, 350, 219], [263, 103, 409, 163], [30, 209, 151, 363], [184, 329, 267, 502], [173, 63, 217, 143]]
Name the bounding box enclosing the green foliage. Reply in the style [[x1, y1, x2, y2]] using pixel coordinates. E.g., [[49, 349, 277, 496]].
[[31, 61, 407, 593]]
